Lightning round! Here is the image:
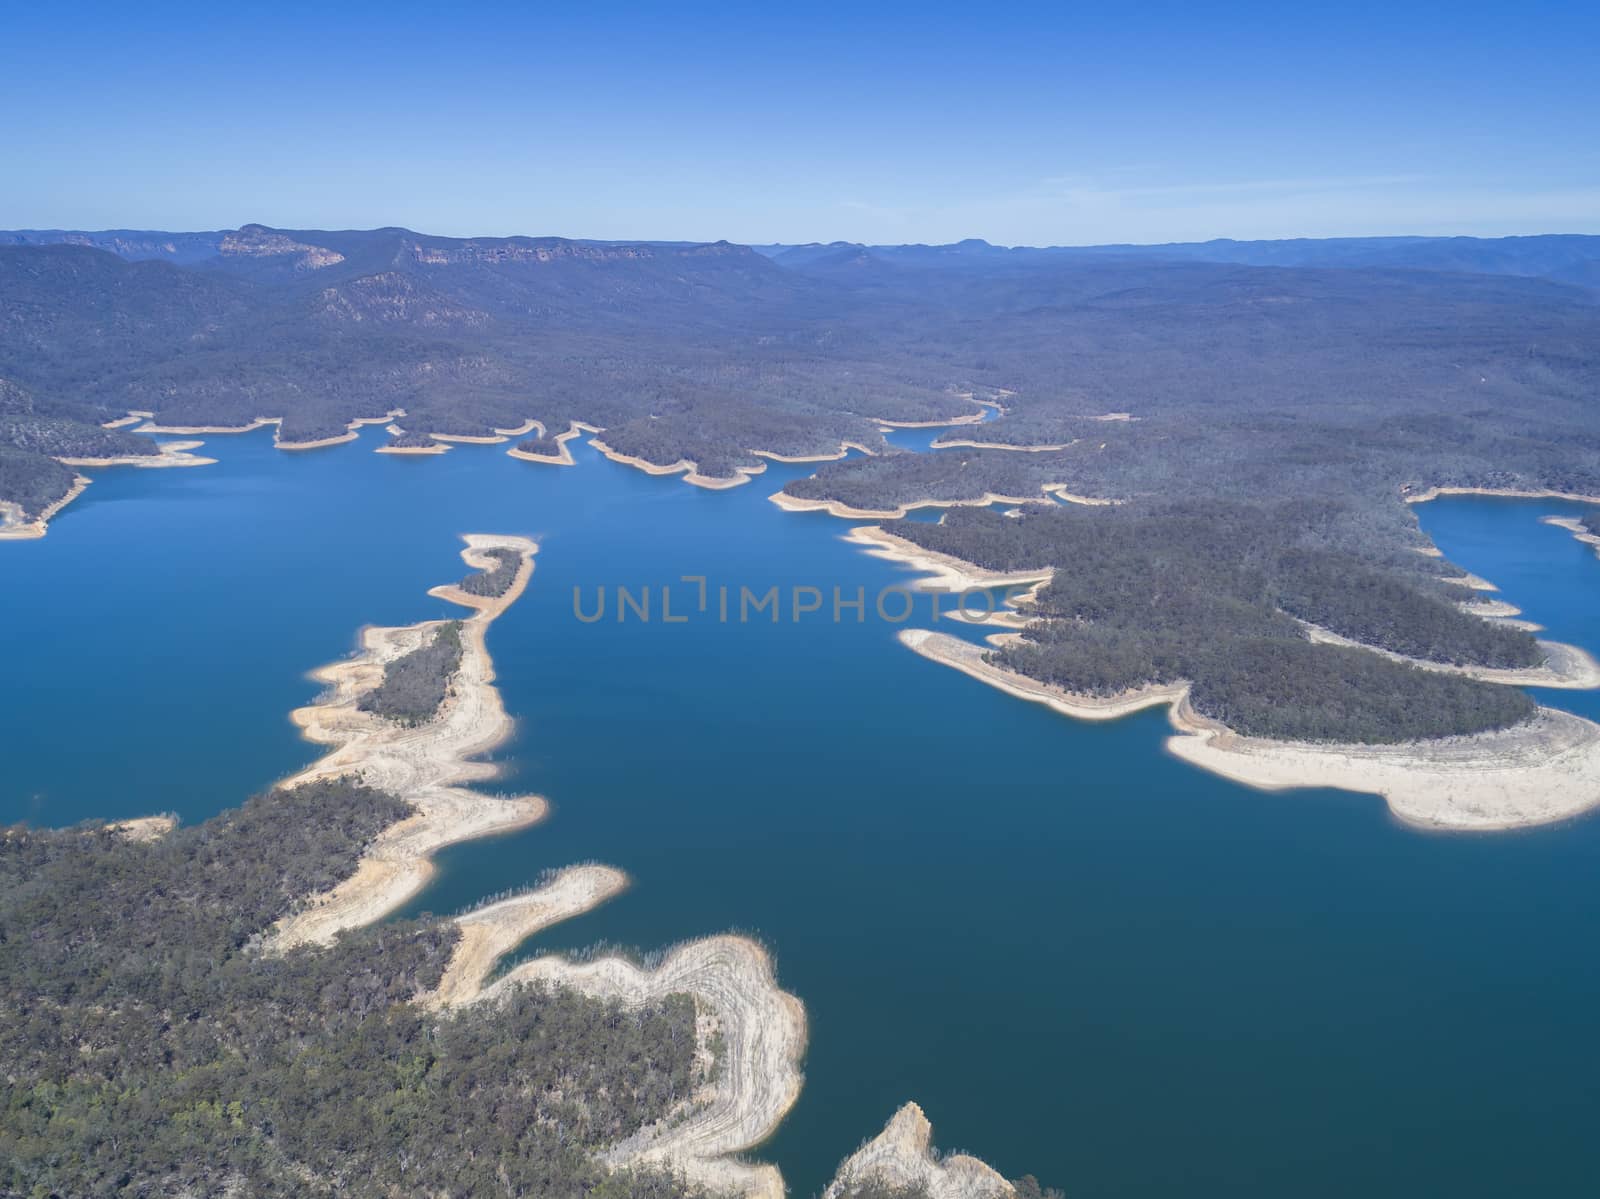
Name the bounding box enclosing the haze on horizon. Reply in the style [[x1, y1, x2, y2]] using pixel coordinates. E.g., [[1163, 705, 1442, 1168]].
[[5, 1, 1598, 246]]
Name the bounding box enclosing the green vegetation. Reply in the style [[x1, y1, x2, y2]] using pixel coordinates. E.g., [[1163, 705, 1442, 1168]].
[[1582, 511, 1600, 537], [458, 546, 523, 597], [0, 446, 75, 519], [3, 225, 1593, 737], [894, 503, 1539, 743], [385, 426, 438, 449], [357, 620, 463, 724], [0, 778, 708, 1197]]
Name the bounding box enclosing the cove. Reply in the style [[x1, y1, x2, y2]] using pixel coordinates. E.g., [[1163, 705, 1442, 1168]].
[[4, 428, 1600, 1198]]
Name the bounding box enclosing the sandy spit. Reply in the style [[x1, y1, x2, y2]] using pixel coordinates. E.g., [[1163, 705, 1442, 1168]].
[[750, 440, 877, 463], [427, 864, 631, 1008], [375, 426, 452, 456], [1298, 622, 1600, 689], [56, 439, 217, 469], [267, 534, 546, 949], [931, 437, 1075, 452], [901, 629, 1187, 721], [480, 936, 807, 1199], [2, 439, 223, 541], [1042, 483, 1122, 506], [847, 525, 1053, 594], [255, 536, 809, 1196], [0, 475, 90, 541], [506, 421, 596, 467], [586, 436, 773, 491], [823, 1103, 1011, 1199], [770, 488, 1055, 521], [1544, 514, 1600, 559], [902, 628, 1600, 832]]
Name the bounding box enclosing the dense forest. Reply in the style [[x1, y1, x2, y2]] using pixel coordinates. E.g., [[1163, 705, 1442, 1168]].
[[4, 225, 1598, 517], [4, 223, 1597, 739], [457, 546, 522, 597], [357, 620, 464, 724], [0, 778, 707, 1196], [892, 503, 1539, 742]]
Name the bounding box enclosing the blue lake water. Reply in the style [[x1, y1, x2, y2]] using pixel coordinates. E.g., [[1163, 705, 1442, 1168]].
[[4, 428, 1600, 1198]]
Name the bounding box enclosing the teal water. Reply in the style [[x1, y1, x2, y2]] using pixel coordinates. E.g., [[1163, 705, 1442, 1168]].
[[4, 431, 1600, 1197]]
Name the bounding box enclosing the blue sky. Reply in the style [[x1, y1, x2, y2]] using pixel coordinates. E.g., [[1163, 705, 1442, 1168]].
[[5, 1, 1597, 244]]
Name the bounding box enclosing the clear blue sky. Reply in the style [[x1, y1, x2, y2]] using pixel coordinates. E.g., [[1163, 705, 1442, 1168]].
[[5, 0, 1597, 244]]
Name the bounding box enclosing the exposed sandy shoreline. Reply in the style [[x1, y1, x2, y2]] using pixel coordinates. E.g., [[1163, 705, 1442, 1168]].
[[268, 534, 546, 948], [902, 628, 1600, 831], [1544, 514, 1600, 558], [1168, 702, 1600, 831], [428, 864, 631, 1007], [375, 424, 452, 455], [824, 1103, 1010, 1199], [56, 439, 217, 469], [506, 421, 596, 467], [902, 629, 1188, 721], [483, 935, 807, 1199], [874, 404, 987, 429], [0, 475, 90, 541], [109, 814, 177, 842], [1, 437, 222, 541], [847, 525, 1053, 594], [1298, 622, 1600, 689], [1044, 482, 1122, 506], [770, 488, 1055, 520], [750, 440, 877, 463], [134, 409, 404, 450], [587, 436, 770, 490], [931, 436, 1075, 452], [1403, 484, 1600, 506], [250, 535, 810, 1195]]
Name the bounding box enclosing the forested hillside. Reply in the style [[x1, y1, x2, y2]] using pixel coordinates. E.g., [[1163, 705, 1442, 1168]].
[[891, 503, 1540, 743], [5, 224, 1597, 741], [0, 778, 709, 1197]]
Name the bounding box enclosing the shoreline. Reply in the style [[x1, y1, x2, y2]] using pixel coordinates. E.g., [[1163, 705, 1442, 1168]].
[[2, 438, 221, 542], [258, 535, 812, 1196], [823, 1103, 1010, 1199], [1543, 514, 1600, 558], [846, 525, 1053, 594], [1403, 484, 1600, 506], [428, 864, 632, 1007], [506, 421, 597, 467], [901, 628, 1600, 831], [375, 424, 452, 455], [133, 409, 404, 451], [930, 436, 1075, 453], [587, 436, 769, 490], [267, 534, 546, 948], [872, 401, 989, 429], [0, 474, 90, 541], [750, 440, 877, 464], [56, 438, 217, 470], [770, 487, 1056, 521], [1298, 622, 1600, 689], [483, 934, 807, 1199]]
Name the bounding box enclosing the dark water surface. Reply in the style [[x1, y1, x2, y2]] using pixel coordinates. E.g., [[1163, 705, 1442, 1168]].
[[4, 429, 1599, 1198]]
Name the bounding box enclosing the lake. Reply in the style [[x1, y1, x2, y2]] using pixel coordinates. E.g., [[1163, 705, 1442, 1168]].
[[4, 427, 1599, 1197]]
